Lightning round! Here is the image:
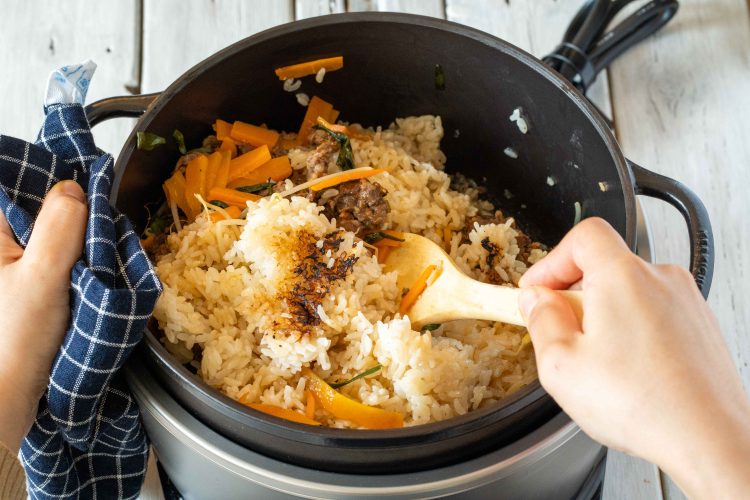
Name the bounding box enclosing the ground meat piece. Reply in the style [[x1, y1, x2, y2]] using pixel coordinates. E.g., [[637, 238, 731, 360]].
[[322, 179, 389, 235], [237, 143, 254, 155], [306, 137, 339, 180], [174, 151, 202, 171], [174, 135, 222, 170], [308, 128, 330, 146]]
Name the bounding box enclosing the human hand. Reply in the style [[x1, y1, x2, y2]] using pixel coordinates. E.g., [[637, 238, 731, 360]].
[[518, 217, 750, 498], [0, 181, 87, 454]]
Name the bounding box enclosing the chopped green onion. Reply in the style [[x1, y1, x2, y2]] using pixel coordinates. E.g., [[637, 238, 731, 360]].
[[364, 231, 406, 244], [235, 181, 276, 194], [328, 364, 382, 389], [313, 124, 355, 170], [137, 131, 167, 151], [421, 323, 441, 332], [434, 64, 446, 91], [173, 129, 187, 154], [209, 200, 229, 209]]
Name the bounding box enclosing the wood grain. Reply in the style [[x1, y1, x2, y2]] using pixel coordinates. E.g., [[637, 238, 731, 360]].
[[608, 0, 750, 496], [347, 0, 445, 17], [142, 0, 294, 93], [0, 0, 139, 157]]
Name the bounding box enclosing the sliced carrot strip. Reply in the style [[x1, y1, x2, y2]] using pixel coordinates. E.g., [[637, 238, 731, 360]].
[[303, 368, 403, 429], [214, 119, 233, 140], [443, 226, 453, 248], [297, 96, 334, 146], [162, 170, 189, 217], [209, 205, 242, 222], [247, 403, 321, 426], [377, 245, 393, 264], [218, 137, 237, 158], [310, 168, 386, 192], [230, 121, 280, 148], [228, 144, 272, 181], [184, 155, 209, 218], [214, 150, 231, 189], [399, 265, 437, 315], [207, 187, 261, 208], [204, 151, 223, 193], [275, 56, 344, 80], [316, 116, 349, 135], [305, 390, 316, 420], [227, 156, 291, 188]]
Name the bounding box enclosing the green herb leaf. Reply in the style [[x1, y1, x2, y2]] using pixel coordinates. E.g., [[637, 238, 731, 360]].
[[148, 212, 173, 235], [434, 64, 446, 91], [235, 181, 276, 194], [137, 131, 167, 151], [173, 129, 187, 154], [313, 124, 355, 170], [209, 200, 229, 209], [364, 231, 406, 244], [328, 364, 382, 389], [421, 323, 441, 332]]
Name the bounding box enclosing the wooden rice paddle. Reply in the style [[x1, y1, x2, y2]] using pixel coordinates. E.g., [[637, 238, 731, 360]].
[[383, 233, 583, 328]]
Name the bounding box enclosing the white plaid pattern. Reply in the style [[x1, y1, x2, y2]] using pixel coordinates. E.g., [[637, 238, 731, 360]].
[[0, 103, 161, 499]]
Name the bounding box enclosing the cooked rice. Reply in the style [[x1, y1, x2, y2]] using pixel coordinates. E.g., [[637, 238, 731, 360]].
[[152, 116, 543, 427]]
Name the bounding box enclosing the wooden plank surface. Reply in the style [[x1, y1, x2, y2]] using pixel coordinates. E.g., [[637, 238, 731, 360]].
[[142, 0, 294, 93], [295, 0, 345, 19], [0, 0, 139, 158], [607, 0, 750, 497]]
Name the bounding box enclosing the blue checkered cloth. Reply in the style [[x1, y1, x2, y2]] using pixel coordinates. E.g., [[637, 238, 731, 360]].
[[0, 99, 161, 496]]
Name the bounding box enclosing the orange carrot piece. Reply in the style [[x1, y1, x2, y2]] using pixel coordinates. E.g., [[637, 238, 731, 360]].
[[184, 155, 209, 218], [141, 234, 156, 251], [227, 156, 292, 188], [297, 96, 334, 146], [274, 56, 344, 80], [214, 150, 231, 189], [204, 151, 223, 193], [209, 205, 242, 222], [303, 368, 403, 429], [162, 170, 189, 217], [443, 227, 452, 248], [228, 145, 272, 181], [218, 137, 237, 158], [305, 390, 316, 420], [207, 187, 261, 208], [316, 116, 349, 135], [377, 246, 393, 264], [230, 121, 280, 148], [309, 168, 386, 192], [214, 119, 233, 140], [328, 108, 340, 124], [247, 403, 321, 426], [399, 265, 437, 315]]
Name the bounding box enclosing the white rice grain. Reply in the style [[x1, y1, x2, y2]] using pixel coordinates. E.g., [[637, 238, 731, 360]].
[[283, 78, 302, 92], [315, 67, 326, 83], [295, 92, 310, 107]]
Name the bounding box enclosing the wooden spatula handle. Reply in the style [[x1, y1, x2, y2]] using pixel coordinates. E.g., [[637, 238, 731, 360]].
[[420, 279, 583, 327]]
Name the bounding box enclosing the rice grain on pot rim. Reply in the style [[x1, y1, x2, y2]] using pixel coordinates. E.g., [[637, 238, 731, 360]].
[[152, 115, 546, 428]]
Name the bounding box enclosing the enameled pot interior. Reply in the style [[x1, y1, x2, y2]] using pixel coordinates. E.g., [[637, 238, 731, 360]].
[[115, 14, 634, 471]]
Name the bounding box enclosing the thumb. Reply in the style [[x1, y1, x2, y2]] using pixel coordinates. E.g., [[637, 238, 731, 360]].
[[24, 180, 88, 281], [519, 287, 581, 383]]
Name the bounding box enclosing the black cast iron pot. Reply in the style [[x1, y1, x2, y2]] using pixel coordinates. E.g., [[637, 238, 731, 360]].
[[88, 13, 714, 474]]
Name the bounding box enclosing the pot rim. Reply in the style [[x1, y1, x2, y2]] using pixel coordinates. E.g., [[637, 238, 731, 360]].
[[120, 11, 637, 441]]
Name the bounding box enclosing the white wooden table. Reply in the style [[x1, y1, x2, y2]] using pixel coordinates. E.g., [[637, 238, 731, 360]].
[[6, 1, 749, 498]]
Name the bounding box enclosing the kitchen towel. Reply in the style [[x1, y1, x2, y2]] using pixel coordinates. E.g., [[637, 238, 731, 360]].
[[0, 61, 161, 499]]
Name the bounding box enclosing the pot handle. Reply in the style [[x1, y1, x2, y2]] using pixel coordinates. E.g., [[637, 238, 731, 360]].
[[628, 159, 714, 298], [84, 93, 160, 127]]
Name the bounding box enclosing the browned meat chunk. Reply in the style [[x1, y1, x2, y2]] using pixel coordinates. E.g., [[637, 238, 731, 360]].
[[174, 135, 221, 170], [306, 137, 339, 180], [322, 179, 389, 235]]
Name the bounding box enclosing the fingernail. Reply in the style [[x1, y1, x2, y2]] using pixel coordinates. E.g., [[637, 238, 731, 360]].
[[51, 180, 85, 203], [518, 287, 540, 320]]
